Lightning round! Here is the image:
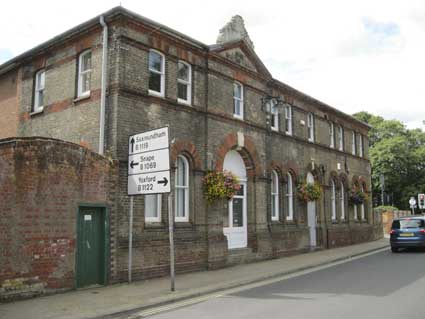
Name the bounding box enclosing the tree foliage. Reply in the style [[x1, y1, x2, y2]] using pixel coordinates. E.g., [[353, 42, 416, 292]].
[[353, 111, 425, 209]]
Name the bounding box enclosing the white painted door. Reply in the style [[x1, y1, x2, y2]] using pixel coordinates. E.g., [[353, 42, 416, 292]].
[[224, 182, 247, 249], [307, 172, 317, 247], [223, 150, 248, 249]]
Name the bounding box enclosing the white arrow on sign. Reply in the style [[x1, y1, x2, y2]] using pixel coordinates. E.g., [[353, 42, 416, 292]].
[[128, 171, 171, 195], [128, 148, 170, 175], [129, 127, 169, 156]]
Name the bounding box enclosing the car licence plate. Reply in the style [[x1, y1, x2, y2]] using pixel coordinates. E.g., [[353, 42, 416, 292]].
[[400, 233, 414, 237]]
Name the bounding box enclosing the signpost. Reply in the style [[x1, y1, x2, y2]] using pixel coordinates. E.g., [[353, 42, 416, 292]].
[[127, 127, 174, 290]]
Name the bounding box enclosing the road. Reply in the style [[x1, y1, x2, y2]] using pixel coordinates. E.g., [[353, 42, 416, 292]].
[[136, 249, 425, 319]]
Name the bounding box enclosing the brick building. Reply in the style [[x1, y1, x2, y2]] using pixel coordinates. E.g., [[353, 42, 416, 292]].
[[0, 7, 381, 298]]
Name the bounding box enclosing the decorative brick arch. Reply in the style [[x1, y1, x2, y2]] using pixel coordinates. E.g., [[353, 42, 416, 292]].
[[358, 176, 369, 192], [351, 175, 360, 188], [215, 133, 261, 177], [283, 160, 300, 182], [328, 171, 340, 187], [170, 140, 202, 170], [339, 172, 349, 189]]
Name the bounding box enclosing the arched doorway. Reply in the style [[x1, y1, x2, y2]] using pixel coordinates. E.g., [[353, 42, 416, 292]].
[[307, 172, 317, 247], [223, 150, 247, 249]]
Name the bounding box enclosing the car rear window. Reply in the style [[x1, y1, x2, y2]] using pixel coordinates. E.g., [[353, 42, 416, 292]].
[[392, 219, 425, 229]]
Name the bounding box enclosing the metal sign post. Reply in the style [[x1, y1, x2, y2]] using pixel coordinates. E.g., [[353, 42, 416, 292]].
[[128, 196, 134, 283], [168, 194, 175, 291], [127, 126, 171, 286]]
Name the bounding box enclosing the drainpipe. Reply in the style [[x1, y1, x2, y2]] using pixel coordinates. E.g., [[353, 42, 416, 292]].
[[99, 15, 108, 155]]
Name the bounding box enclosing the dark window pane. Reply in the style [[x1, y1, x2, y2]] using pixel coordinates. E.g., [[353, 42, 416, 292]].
[[178, 82, 188, 100], [178, 62, 189, 81], [232, 197, 243, 227], [149, 51, 162, 72], [149, 72, 161, 92]]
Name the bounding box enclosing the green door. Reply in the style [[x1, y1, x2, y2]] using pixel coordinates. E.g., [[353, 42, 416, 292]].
[[76, 207, 106, 288]]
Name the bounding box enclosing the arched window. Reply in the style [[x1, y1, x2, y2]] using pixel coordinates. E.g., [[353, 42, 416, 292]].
[[271, 170, 279, 221], [360, 184, 366, 220], [175, 155, 189, 222], [331, 180, 336, 221], [177, 60, 191, 104], [340, 182, 345, 220], [286, 172, 294, 221]]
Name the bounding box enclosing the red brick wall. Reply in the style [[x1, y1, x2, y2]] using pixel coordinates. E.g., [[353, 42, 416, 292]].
[[0, 137, 118, 300]]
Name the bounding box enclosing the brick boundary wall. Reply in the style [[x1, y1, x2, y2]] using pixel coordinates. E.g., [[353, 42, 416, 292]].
[[0, 137, 118, 301]]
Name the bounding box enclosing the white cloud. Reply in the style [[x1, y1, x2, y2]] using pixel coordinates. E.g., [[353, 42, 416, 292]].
[[1, 0, 425, 128]]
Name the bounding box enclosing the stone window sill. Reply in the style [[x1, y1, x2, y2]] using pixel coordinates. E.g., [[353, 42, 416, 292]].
[[30, 108, 44, 117], [74, 93, 91, 103]]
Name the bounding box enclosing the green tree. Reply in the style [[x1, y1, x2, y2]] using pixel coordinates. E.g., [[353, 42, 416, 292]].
[[353, 112, 425, 209]]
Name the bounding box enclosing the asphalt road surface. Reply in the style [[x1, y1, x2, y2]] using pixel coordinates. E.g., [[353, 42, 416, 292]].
[[143, 248, 425, 319]]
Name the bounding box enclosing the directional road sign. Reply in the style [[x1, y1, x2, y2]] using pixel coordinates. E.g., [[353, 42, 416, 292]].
[[127, 127, 170, 195]]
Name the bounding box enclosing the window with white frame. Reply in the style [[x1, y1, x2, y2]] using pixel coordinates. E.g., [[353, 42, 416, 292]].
[[340, 182, 345, 220], [286, 172, 294, 221], [358, 133, 364, 157], [145, 194, 162, 222], [148, 50, 165, 96], [329, 122, 335, 148], [175, 155, 189, 222], [270, 101, 279, 131], [271, 170, 279, 221], [77, 50, 92, 97], [33, 69, 45, 112], [360, 184, 366, 220], [352, 131, 357, 155], [285, 105, 292, 135], [338, 125, 344, 151], [307, 113, 314, 142], [233, 82, 243, 119], [331, 180, 337, 221], [177, 61, 191, 104]]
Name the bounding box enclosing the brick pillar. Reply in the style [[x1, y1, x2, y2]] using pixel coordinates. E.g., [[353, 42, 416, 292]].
[[207, 200, 228, 269]]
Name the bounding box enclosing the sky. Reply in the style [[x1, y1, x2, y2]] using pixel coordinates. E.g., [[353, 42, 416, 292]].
[[1, 0, 424, 129]]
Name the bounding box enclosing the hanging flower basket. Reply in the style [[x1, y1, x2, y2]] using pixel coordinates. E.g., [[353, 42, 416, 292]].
[[349, 187, 368, 205], [297, 182, 322, 203], [203, 170, 241, 204]]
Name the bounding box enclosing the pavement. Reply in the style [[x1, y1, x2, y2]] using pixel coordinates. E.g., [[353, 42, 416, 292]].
[[0, 238, 389, 319]]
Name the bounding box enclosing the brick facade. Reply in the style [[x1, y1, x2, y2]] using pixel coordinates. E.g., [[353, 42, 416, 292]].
[[0, 7, 382, 299]]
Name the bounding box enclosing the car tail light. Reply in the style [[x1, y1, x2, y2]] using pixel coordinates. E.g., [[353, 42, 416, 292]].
[[389, 230, 396, 235], [419, 229, 425, 234]]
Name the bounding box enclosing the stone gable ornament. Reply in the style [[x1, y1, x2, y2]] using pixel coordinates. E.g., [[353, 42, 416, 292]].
[[216, 15, 254, 49]]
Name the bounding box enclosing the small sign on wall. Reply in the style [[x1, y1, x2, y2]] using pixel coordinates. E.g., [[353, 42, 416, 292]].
[[84, 215, 92, 221]]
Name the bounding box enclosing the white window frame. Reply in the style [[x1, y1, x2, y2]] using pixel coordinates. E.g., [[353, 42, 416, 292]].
[[285, 105, 292, 135], [352, 131, 356, 155], [286, 172, 294, 221], [340, 182, 345, 220], [359, 133, 364, 157], [360, 185, 366, 220], [77, 50, 92, 98], [270, 101, 279, 131], [144, 194, 162, 223], [233, 82, 244, 119], [175, 155, 189, 222], [271, 170, 279, 221], [331, 180, 336, 221], [307, 113, 314, 142], [354, 204, 358, 220], [338, 125, 344, 151], [33, 69, 45, 113], [148, 49, 165, 97], [177, 60, 191, 105], [329, 122, 335, 148]]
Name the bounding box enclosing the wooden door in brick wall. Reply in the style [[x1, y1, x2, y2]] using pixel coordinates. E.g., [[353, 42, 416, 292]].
[[76, 207, 106, 288]]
